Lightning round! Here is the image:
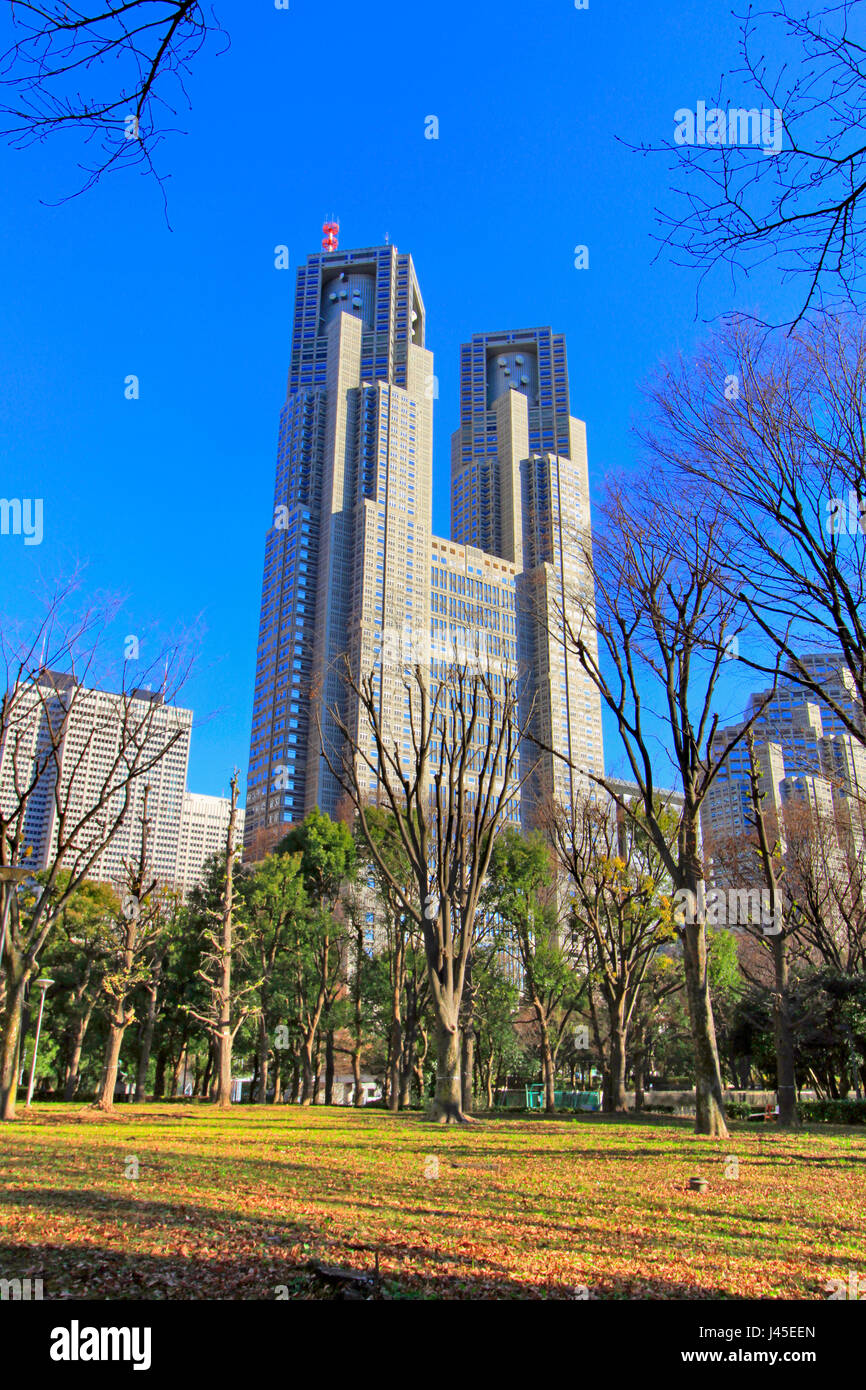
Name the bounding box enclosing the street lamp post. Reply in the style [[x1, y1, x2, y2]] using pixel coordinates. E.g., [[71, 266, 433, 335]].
[[25, 977, 54, 1108]]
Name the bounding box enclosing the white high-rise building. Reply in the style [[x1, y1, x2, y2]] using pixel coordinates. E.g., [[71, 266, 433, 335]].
[[0, 669, 239, 897], [0, 670, 191, 887], [175, 791, 245, 896]]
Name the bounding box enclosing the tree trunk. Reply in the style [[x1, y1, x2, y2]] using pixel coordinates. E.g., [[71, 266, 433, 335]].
[[134, 957, 163, 1103], [94, 1007, 127, 1111], [0, 944, 28, 1120], [461, 1026, 475, 1116], [532, 1000, 556, 1113], [324, 1027, 334, 1106], [398, 1014, 416, 1108], [414, 1025, 429, 1104], [172, 1040, 187, 1098], [431, 1017, 467, 1123], [255, 1013, 269, 1104], [0, 989, 24, 1120], [633, 1027, 646, 1113], [388, 1010, 402, 1113], [200, 1040, 214, 1099], [64, 999, 97, 1101], [153, 1045, 167, 1099], [681, 906, 729, 1138], [399, 1066, 412, 1109], [351, 924, 364, 1108], [772, 933, 799, 1128], [605, 997, 629, 1113], [300, 1038, 314, 1105], [312, 1036, 321, 1104]]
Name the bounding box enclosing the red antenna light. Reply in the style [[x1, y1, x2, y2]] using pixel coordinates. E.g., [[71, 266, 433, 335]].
[[322, 219, 339, 252]]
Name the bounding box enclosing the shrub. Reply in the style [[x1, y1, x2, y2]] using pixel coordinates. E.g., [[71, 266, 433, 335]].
[[722, 1101, 753, 1119], [799, 1098, 866, 1125]]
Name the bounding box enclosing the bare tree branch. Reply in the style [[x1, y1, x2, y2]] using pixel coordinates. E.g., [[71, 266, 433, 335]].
[[0, 1, 228, 207]]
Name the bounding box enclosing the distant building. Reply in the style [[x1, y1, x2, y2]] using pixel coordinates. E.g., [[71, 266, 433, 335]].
[[1, 669, 192, 887], [175, 791, 246, 897], [702, 654, 866, 860], [0, 669, 240, 898]]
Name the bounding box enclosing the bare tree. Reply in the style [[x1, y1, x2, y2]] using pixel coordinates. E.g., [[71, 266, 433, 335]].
[[784, 800, 866, 975], [323, 655, 534, 1124], [93, 784, 160, 1111], [185, 771, 248, 1107], [0, 587, 193, 1119], [642, 0, 866, 324], [358, 806, 423, 1113], [0, 1, 226, 202], [640, 312, 866, 747], [554, 477, 779, 1137]]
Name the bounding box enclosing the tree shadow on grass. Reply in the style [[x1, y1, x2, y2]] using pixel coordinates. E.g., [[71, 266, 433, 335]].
[[0, 1237, 747, 1300]]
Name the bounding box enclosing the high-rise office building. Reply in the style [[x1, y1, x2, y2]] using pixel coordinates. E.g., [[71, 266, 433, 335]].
[[702, 655, 866, 857], [175, 791, 246, 897], [244, 240, 604, 858], [449, 328, 604, 815], [0, 671, 192, 887], [0, 671, 241, 897], [245, 242, 433, 858]]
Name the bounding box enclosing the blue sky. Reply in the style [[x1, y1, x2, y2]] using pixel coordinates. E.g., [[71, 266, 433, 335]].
[[0, 0, 800, 799]]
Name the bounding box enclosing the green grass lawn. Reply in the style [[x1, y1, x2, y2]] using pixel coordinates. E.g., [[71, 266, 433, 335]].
[[1, 1104, 864, 1299]]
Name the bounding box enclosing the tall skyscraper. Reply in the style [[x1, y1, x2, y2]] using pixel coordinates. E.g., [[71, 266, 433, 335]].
[[244, 238, 604, 859], [449, 328, 604, 815]]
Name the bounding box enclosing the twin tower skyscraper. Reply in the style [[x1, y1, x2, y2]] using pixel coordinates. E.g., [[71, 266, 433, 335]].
[[244, 239, 605, 860]]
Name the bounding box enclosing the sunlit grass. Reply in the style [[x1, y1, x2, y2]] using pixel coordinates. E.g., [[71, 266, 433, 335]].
[[0, 1104, 863, 1299]]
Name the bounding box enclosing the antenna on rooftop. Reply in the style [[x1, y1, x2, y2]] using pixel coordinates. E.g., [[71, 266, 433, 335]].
[[322, 218, 339, 252]]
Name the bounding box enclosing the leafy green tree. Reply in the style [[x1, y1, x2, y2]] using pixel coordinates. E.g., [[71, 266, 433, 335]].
[[37, 875, 120, 1099], [554, 797, 678, 1111], [276, 809, 355, 1103], [485, 829, 582, 1112], [473, 953, 520, 1109], [237, 850, 306, 1103]]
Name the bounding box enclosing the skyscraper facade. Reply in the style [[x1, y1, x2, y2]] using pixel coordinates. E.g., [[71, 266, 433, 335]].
[[449, 328, 604, 816], [244, 242, 604, 859]]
